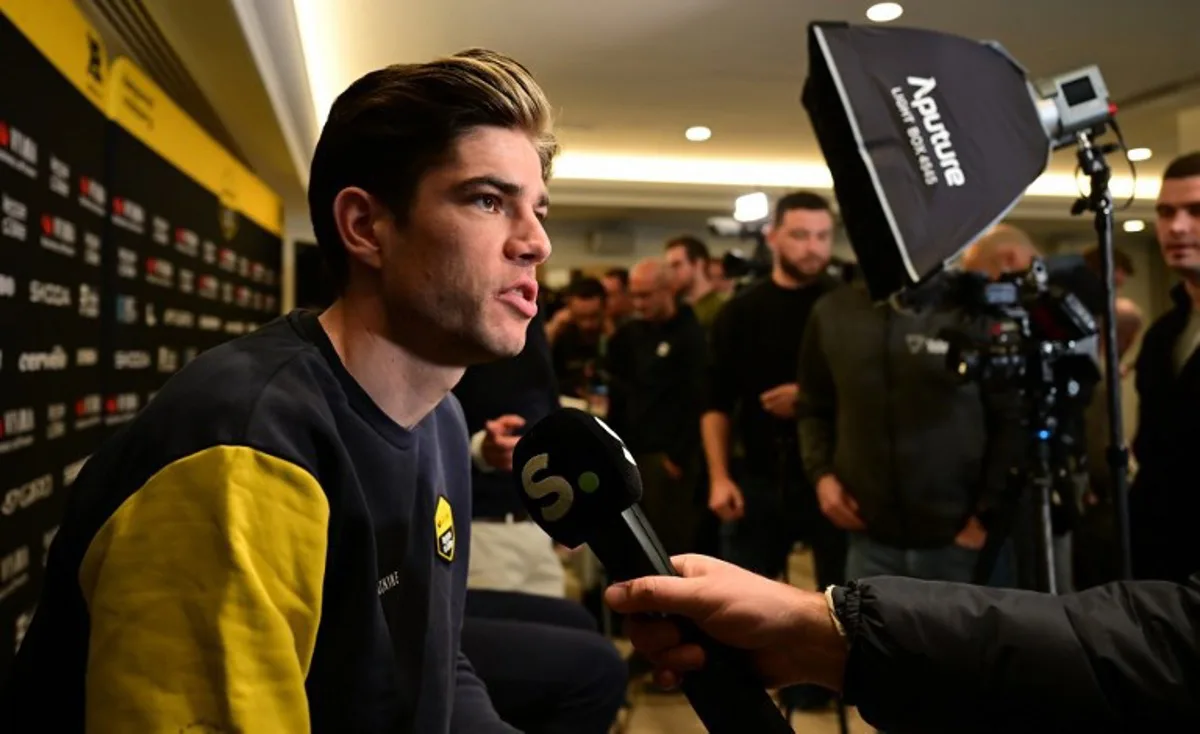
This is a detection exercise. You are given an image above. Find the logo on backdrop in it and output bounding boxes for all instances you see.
[75,394,102,431]
[39,214,77,257]
[179,268,195,294]
[164,308,195,328]
[79,176,106,217]
[118,247,138,279]
[79,284,100,319]
[519,454,602,523]
[46,403,67,441]
[0,120,37,179]
[115,294,138,324]
[905,334,950,356]
[87,33,104,85]
[152,216,170,246]
[104,392,140,426]
[0,546,31,603]
[0,407,37,455]
[83,231,101,266]
[76,347,99,367]
[145,257,174,288]
[175,228,199,258]
[114,350,152,371]
[29,280,71,308]
[2,193,28,242]
[434,495,455,563]
[49,156,70,198]
[158,346,180,373]
[890,76,966,188]
[111,196,146,235]
[18,346,67,373]
[2,474,53,516]
[220,205,239,242]
[199,314,223,332]
[0,273,15,298]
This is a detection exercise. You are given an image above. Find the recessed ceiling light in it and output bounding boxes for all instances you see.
[685,126,712,142]
[1123,219,1146,233]
[734,192,769,222]
[866,3,904,22]
[1126,147,1152,162]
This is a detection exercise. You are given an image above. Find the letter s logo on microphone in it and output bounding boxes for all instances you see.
[519,453,602,523]
[520,453,574,522]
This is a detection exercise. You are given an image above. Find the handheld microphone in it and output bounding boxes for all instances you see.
[512,408,794,734]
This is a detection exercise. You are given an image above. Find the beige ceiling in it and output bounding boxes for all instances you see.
[294,0,1200,175]
[155,0,1200,229]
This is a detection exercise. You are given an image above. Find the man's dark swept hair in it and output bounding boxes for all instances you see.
[1082,245,1133,277]
[568,277,606,302]
[773,191,832,228]
[603,267,629,288]
[308,48,558,294]
[665,235,711,264]
[1163,152,1200,181]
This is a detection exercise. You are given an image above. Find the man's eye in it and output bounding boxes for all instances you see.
[474,194,501,212]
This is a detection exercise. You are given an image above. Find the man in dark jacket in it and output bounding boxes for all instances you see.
[1130,151,1200,584]
[605,554,1200,732]
[798,281,1019,584]
[606,257,708,556]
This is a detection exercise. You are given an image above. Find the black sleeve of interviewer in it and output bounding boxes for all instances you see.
[837,573,1200,732]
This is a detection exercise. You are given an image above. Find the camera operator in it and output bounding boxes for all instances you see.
[605,554,1200,732]
[1130,151,1200,584]
[797,250,1023,592]
[701,191,844,709]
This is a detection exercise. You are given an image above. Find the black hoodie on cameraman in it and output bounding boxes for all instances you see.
[797,282,1023,548]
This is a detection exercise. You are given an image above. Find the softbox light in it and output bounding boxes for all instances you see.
[801,21,1108,301]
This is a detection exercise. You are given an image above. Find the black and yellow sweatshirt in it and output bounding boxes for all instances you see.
[1,310,513,733]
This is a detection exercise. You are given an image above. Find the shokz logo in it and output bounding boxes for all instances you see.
[519,456,602,523]
[49,156,70,198]
[79,175,106,216]
[2,193,28,242]
[0,120,37,179]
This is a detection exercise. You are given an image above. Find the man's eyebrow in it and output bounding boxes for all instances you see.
[458,175,549,208]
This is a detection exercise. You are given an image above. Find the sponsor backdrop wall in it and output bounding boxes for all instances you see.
[0,0,282,681]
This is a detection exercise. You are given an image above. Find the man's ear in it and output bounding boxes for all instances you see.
[332,187,388,274]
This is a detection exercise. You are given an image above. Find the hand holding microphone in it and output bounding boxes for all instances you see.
[512,408,796,734]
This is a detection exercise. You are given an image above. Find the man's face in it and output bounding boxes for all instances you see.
[379,126,550,362]
[768,208,833,282]
[1155,175,1200,278]
[568,295,605,336]
[601,275,631,318]
[664,246,698,294]
[629,270,673,322]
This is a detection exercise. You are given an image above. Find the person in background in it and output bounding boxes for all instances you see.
[601,267,634,332]
[548,277,609,399]
[454,312,627,733]
[708,257,736,298]
[1130,151,1200,584]
[701,191,842,711]
[798,243,1024,608]
[606,257,708,557]
[665,235,728,331]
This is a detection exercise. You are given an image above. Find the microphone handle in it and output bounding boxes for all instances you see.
[590,506,794,734]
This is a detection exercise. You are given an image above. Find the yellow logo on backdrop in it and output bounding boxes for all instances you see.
[435,495,455,563]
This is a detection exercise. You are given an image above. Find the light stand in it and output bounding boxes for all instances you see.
[1071,130,1133,580]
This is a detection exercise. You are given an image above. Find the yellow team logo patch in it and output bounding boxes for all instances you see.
[435,495,455,563]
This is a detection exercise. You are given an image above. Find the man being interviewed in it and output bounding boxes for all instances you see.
[1,49,555,733]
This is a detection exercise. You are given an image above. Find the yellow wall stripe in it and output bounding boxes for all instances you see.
[0,0,108,110]
[106,57,283,237]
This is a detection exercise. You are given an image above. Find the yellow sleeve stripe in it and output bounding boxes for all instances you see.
[78,445,330,733]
